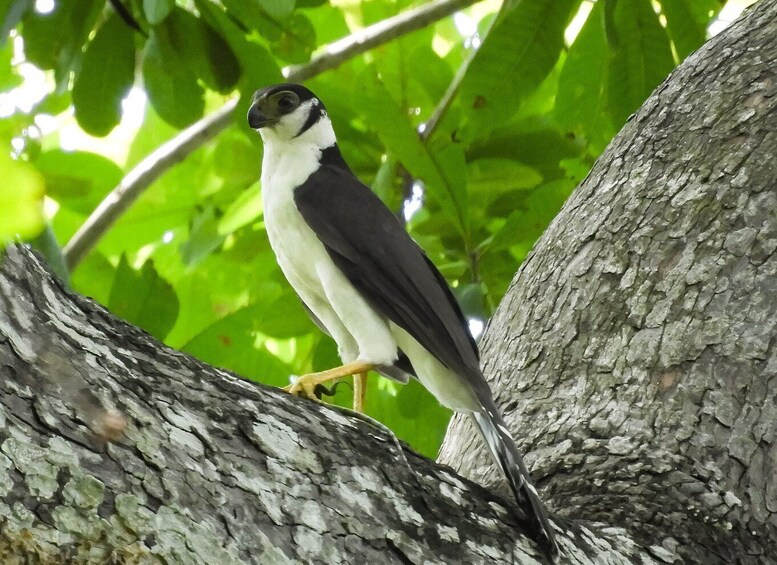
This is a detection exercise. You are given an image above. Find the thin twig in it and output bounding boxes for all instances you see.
[420,11,500,141]
[63,102,236,270]
[63,0,483,270]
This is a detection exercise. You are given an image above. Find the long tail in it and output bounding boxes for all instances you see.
[471,403,559,559]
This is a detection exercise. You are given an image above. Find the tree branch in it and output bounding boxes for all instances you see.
[62,0,483,271]
[287,0,480,82]
[439,0,777,561]
[1,244,651,563]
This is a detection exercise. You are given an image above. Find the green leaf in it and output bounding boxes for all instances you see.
[367,379,452,459]
[143,0,172,25]
[179,206,226,266]
[181,304,294,386]
[661,0,718,59]
[35,150,123,214]
[468,122,585,182]
[306,2,349,45]
[0,158,44,240]
[142,30,205,129]
[1,0,32,41]
[72,13,136,136]
[258,0,295,20]
[162,8,240,93]
[0,39,22,90]
[195,0,282,87]
[467,158,543,195]
[459,0,581,138]
[108,255,180,340]
[70,251,116,306]
[218,181,263,235]
[605,0,675,128]
[270,13,316,64]
[489,179,575,251]
[218,0,314,62]
[21,0,101,84]
[254,293,314,339]
[29,224,69,285]
[219,0,279,38]
[213,131,263,186]
[358,69,469,238]
[555,1,614,147]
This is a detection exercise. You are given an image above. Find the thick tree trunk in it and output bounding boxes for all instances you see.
[1,1,775,564]
[439,1,777,563]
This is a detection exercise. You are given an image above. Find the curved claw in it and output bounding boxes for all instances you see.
[283,378,322,401]
[281,361,375,411]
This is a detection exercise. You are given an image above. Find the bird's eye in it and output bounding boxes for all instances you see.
[278,95,296,112]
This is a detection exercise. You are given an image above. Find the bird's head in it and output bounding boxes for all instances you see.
[248,83,331,145]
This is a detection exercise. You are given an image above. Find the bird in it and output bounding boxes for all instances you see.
[247,83,558,558]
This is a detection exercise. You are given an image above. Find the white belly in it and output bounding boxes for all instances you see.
[261,147,398,367]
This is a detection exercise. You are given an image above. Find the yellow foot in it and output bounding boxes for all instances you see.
[283,361,375,404]
[353,372,368,413]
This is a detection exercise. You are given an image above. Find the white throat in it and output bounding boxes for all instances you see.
[258,99,336,149]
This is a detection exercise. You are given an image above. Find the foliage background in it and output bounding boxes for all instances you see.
[0,0,752,457]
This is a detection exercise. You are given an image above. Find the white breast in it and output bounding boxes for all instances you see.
[259,118,400,368]
[261,141,329,301]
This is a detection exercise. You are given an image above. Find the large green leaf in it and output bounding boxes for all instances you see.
[489,179,575,251]
[0,39,21,90]
[366,378,452,459]
[269,13,316,64]
[605,0,675,128]
[254,293,314,339]
[108,255,180,340]
[1,0,32,41]
[195,0,282,87]
[72,13,136,137]
[182,304,294,386]
[35,150,123,214]
[459,0,581,138]
[0,149,44,241]
[70,251,116,306]
[142,30,205,129]
[218,0,315,63]
[213,130,263,186]
[555,1,614,147]
[162,245,281,348]
[161,8,240,93]
[258,0,295,20]
[466,158,542,195]
[661,0,719,59]
[21,0,101,84]
[218,181,263,235]
[143,0,173,25]
[179,206,226,267]
[358,69,469,238]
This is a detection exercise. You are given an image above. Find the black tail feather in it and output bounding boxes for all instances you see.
[471,407,558,559]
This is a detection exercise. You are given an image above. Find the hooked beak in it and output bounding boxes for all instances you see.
[247,102,272,129]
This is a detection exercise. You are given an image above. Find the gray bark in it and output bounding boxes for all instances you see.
[1,0,775,563]
[439,1,777,563]
[1,246,655,564]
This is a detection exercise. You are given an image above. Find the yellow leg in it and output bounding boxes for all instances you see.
[284,361,375,403]
[353,372,368,413]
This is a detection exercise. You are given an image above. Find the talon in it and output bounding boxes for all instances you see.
[280,361,375,408]
[283,378,321,401]
[313,382,348,399]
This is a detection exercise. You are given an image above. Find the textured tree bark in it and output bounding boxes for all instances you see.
[1,246,658,564]
[439,1,777,563]
[2,2,775,564]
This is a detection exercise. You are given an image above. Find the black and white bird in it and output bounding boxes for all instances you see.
[247,83,558,558]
